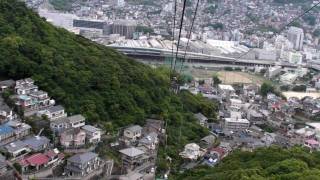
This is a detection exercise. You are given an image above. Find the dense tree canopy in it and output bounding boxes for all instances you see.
[0,0,217,149]
[173,146,320,180]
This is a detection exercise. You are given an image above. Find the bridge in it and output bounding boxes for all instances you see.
[108,45,300,69]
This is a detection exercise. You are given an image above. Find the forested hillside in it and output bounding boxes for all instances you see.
[0,0,217,170]
[174,146,320,180]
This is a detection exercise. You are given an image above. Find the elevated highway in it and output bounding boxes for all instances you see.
[109,46,300,68]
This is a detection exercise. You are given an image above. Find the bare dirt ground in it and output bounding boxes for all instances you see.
[283,91,320,99]
[189,69,265,85]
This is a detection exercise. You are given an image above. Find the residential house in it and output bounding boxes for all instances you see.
[123,125,142,142]
[179,143,205,160]
[7,120,31,140]
[0,124,14,144]
[50,117,69,133]
[60,128,86,148]
[23,136,50,152]
[295,127,316,141]
[29,90,52,109]
[19,149,64,173]
[207,147,227,160]
[0,155,7,174]
[4,140,30,158]
[119,147,146,171]
[243,84,259,98]
[304,139,320,150]
[0,120,31,144]
[15,78,38,95]
[224,118,250,132]
[81,125,101,143]
[0,154,16,180]
[39,105,66,121]
[0,80,15,92]
[144,119,164,135]
[67,114,85,128]
[139,132,158,151]
[14,95,37,111]
[218,84,235,95]
[247,109,265,125]
[194,113,208,127]
[0,97,13,123]
[65,152,102,177]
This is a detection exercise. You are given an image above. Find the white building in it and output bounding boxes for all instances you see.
[179,143,204,160]
[82,125,102,143]
[268,66,282,78]
[230,98,243,109]
[38,10,78,31]
[288,52,303,64]
[280,73,298,84]
[287,27,304,51]
[123,125,142,142]
[224,118,250,132]
[67,115,85,128]
[117,0,125,7]
[218,84,235,95]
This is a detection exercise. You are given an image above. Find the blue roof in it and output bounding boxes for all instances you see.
[0,125,13,135]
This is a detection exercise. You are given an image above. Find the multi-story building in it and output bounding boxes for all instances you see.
[67,115,85,128]
[39,105,66,121]
[15,78,38,95]
[224,118,250,132]
[123,125,142,142]
[287,26,304,51]
[112,20,137,39]
[81,125,101,143]
[60,128,86,148]
[65,152,102,177]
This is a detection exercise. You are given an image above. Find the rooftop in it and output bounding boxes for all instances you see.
[225,118,249,124]
[68,152,98,164]
[0,124,13,135]
[48,105,64,113]
[82,125,101,133]
[119,147,145,157]
[67,114,85,123]
[20,153,49,167]
[5,140,28,153]
[126,125,142,132]
[23,136,50,151]
[218,84,235,91]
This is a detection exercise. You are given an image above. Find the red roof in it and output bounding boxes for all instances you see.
[19,153,49,166]
[209,147,226,158]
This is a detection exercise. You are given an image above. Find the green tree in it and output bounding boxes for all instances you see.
[212,74,222,86]
[260,82,275,96]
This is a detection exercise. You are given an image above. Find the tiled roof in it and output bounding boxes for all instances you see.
[119,147,145,157]
[0,124,13,135]
[20,153,49,166]
[67,152,97,164]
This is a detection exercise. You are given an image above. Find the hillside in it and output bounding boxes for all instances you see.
[0,0,218,172]
[174,146,320,180]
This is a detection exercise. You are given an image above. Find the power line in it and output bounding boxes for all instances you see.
[235,1,320,61]
[173,0,188,72]
[179,0,200,74]
[170,0,177,72]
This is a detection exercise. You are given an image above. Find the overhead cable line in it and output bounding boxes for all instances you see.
[173,0,188,72]
[179,0,200,74]
[170,0,177,72]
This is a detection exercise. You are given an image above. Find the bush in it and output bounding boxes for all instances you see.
[224,67,233,71]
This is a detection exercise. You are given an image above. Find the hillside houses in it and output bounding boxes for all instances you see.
[0,78,108,179]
